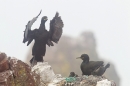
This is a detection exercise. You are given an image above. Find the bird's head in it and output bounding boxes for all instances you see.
[70,72,75,75]
[76,54,89,62]
[41,16,48,23]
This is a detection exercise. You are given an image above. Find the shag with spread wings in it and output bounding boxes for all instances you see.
[23,10,64,65]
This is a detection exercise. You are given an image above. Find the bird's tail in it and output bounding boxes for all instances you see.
[105,63,110,69]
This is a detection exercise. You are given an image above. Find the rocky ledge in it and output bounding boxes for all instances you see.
[0,52,116,86]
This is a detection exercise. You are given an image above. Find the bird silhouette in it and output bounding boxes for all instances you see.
[23,10,64,66]
[76,54,104,75]
[69,72,78,77]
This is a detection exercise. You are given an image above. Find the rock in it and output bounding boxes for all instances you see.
[32,62,116,86]
[32,62,55,83]
[0,52,116,86]
[32,62,65,86]
[0,52,40,86]
[9,58,40,86]
[96,79,111,86]
[0,70,14,85]
[0,53,9,72]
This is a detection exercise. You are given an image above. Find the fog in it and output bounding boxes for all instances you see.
[0,0,130,86]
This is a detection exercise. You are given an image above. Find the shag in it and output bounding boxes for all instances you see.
[76,54,104,75]
[23,10,64,65]
[69,72,78,77]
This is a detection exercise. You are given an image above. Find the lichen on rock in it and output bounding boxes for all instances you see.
[0,52,116,86]
[0,52,40,86]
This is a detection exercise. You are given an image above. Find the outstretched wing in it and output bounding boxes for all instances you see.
[23,10,42,45]
[49,12,64,44]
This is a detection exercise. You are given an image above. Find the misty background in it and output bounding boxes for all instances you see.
[25,31,120,86]
[0,0,130,86]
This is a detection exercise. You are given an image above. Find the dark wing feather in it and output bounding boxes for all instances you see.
[23,10,42,45]
[27,38,33,46]
[88,61,104,70]
[49,12,64,43]
[23,22,30,43]
[47,39,54,47]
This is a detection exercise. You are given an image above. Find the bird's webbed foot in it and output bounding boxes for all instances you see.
[30,57,37,67]
[31,60,37,67]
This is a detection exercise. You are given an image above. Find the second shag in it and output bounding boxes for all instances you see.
[76,54,109,76]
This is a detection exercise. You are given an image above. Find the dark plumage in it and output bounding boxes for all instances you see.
[69,72,78,77]
[23,10,64,65]
[91,63,110,76]
[76,54,104,75]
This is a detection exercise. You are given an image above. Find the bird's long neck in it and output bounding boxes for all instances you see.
[39,21,46,30]
[83,60,89,64]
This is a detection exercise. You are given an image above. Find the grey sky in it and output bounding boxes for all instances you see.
[0,0,129,85]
